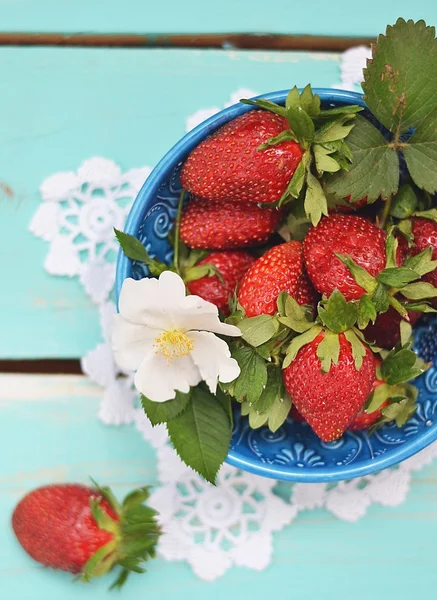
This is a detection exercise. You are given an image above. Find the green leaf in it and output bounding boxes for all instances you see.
[313,144,341,175]
[141,391,191,426]
[304,170,329,226]
[232,346,268,404]
[239,315,279,347]
[286,106,315,146]
[381,348,426,385]
[299,84,321,117]
[240,98,287,118]
[318,289,358,333]
[401,282,437,299]
[316,330,340,372]
[376,267,420,287]
[390,185,418,219]
[365,383,393,413]
[314,116,355,144]
[259,130,297,150]
[344,329,367,370]
[167,386,232,484]
[114,228,168,277]
[324,115,399,203]
[404,247,437,276]
[283,325,322,368]
[256,367,283,413]
[404,110,437,194]
[335,253,377,293]
[413,208,437,222]
[364,18,437,133]
[318,105,363,118]
[372,282,390,313]
[280,151,311,203]
[381,397,417,427]
[268,393,292,432]
[357,294,378,329]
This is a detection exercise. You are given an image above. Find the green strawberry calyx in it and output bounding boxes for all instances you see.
[80,481,160,589]
[241,85,363,226]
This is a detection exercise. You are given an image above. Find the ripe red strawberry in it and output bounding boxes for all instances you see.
[283,332,376,441]
[363,306,421,349]
[349,358,387,430]
[180,198,283,249]
[181,110,303,204]
[12,483,160,587]
[238,241,318,317]
[411,217,437,290]
[303,214,386,300]
[187,251,255,315]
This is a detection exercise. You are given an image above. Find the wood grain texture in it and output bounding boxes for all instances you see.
[0,0,436,37]
[0,47,340,359]
[1,375,437,599]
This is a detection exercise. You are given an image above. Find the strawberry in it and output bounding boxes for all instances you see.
[238,241,317,317]
[180,110,303,204]
[363,306,421,349]
[411,217,437,290]
[187,250,255,315]
[12,483,160,587]
[349,359,387,430]
[180,198,282,249]
[303,214,386,300]
[283,332,376,441]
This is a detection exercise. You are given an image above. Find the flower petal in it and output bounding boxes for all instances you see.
[112,314,157,370]
[171,294,241,337]
[134,351,201,402]
[189,331,240,394]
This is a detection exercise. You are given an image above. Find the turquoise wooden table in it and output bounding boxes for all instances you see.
[1,7,437,599]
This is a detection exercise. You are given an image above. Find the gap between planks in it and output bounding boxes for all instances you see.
[0,32,373,51]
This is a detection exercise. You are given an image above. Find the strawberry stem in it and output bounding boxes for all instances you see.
[173,190,185,274]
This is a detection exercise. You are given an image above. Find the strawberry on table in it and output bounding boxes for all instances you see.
[181,110,303,204]
[187,250,255,315]
[238,241,317,317]
[303,214,386,300]
[12,482,160,588]
[283,331,376,441]
[180,198,282,249]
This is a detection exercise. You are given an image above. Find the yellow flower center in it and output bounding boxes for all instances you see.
[154,330,194,363]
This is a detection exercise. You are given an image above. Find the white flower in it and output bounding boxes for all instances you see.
[112,271,241,402]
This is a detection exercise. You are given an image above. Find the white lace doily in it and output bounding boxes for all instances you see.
[29,48,437,582]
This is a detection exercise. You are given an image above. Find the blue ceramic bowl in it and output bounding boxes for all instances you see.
[116,89,437,482]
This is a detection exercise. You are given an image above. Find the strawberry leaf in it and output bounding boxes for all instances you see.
[403,110,437,194]
[404,247,437,276]
[167,386,232,484]
[141,391,191,426]
[324,115,399,203]
[363,19,437,134]
[283,325,322,368]
[376,267,420,287]
[344,329,367,370]
[390,185,418,219]
[239,315,280,347]
[231,346,268,404]
[304,170,329,226]
[318,289,358,333]
[401,282,437,299]
[316,330,340,372]
[357,294,377,329]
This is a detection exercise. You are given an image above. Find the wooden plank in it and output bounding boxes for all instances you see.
[1,374,437,599]
[0,0,436,38]
[0,47,341,359]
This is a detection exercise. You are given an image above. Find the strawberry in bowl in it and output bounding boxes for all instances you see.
[115,19,437,483]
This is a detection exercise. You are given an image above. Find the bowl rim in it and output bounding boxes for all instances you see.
[116,88,437,482]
